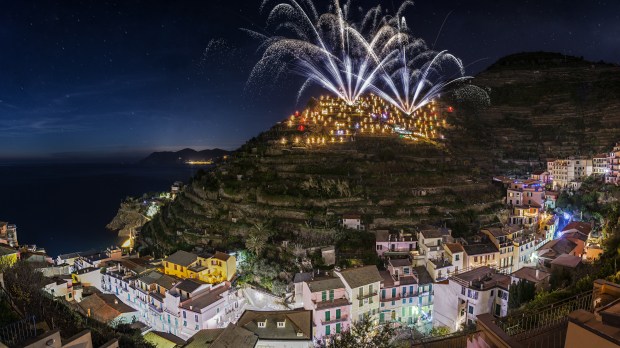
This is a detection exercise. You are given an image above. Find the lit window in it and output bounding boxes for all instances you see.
[277,321,286,328]
[258,321,266,328]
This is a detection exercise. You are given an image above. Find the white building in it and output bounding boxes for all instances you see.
[547,158,593,189]
[606,142,620,184]
[335,266,382,323]
[433,266,510,332]
[593,154,608,175]
[342,214,364,230]
[236,309,313,348]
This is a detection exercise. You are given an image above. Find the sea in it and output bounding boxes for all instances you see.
[0,163,201,257]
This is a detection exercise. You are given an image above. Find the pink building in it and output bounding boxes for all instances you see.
[375,230,417,257]
[302,276,351,342]
[506,180,545,207]
[379,270,420,325]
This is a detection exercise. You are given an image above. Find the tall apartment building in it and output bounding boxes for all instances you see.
[335,266,382,323]
[547,158,593,189]
[592,154,608,175]
[433,266,510,332]
[606,142,620,184]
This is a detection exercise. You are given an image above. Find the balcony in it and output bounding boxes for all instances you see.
[149,303,163,313]
[313,298,351,310]
[356,291,378,300]
[321,315,349,325]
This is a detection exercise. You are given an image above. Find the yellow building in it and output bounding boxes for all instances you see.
[163,250,236,284]
[0,244,18,268]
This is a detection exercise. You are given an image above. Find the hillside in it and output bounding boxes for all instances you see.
[134,52,620,258]
[139,148,231,166]
[470,51,620,163]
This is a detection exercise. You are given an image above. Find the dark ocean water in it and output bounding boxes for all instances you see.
[0,163,200,257]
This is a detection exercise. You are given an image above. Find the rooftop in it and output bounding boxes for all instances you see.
[175,278,206,294]
[306,277,345,293]
[389,258,412,268]
[164,250,198,267]
[419,227,451,239]
[179,283,229,312]
[213,251,231,261]
[463,243,499,256]
[337,265,382,289]
[452,266,511,291]
[185,324,258,348]
[78,293,136,323]
[413,266,433,285]
[551,254,583,268]
[445,243,465,253]
[237,309,312,341]
[511,267,550,283]
[562,221,592,235]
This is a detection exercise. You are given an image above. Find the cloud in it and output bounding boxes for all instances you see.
[0,117,91,136]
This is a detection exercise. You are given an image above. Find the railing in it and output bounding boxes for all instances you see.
[356,291,378,300]
[497,290,593,340]
[321,315,349,325]
[0,316,38,346]
[149,303,163,313]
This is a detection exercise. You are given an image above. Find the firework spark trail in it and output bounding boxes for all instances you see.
[248,0,478,115]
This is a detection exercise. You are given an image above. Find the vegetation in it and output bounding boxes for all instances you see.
[317,315,396,348]
[508,280,536,309]
[1,261,154,347]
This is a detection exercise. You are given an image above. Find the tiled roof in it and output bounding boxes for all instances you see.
[237,309,312,340]
[78,293,136,323]
[213,251,231,261]
[180,283,229,311]
[511,267,550,283]
[175,279,205,293]
[337,265,382,289]
[551,254,582,268]
[445,243,465,253]
[389,258,412,267]
[164,250,198,267]
[463,243,499,256]
[562,221,592,235]
[186,324,258,348]
[306,277,345,293]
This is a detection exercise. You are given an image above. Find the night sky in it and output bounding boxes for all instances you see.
[1,0,618,160]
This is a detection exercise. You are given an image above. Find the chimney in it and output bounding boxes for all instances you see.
[114,299,118,305]
[190,305,193,310]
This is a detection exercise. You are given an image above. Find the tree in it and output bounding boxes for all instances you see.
[429,326,451,337]
[245,223,270,256]
[508,279,536,309]
[318,315,395,348]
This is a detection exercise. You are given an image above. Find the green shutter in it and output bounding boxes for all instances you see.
[322,291,327,301]
[325,325,330,336]
[325,310,330,322]
[336,309,341,319]
[336,323,341,333]
[329,289,334,300]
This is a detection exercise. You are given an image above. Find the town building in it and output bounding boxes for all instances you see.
[433,266,510,332]
[301,276,351,342]
[0,244,18,267]
[235,309,313,348]
[184,323,259,348]
[510,267,550,291]
[506,179,545,207]
[374,230,417,258]
[593,153,608,175]
[536,238,579,268]
[342,213,364,230]
[0,222,18,247]
[335,266,382,323]
[163,250,236,284]
[605,142,620,184]
[462,244,499,269]
[547,158,593,189]
[78,293,139,326]
[417,227,451,261]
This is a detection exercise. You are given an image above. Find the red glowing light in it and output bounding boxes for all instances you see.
[447,106,454,113]
[297,125,305,131]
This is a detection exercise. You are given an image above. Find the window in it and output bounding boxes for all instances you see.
[336,323,341,333]
[490,290,494,297]
[468,305,474,314]
[392,288,396,298]
[195,324,199,330]
[325,311,330,322]
[369,284,374,294]
[330,289,334,301]
[195,314,198,321]
[382,289,386,299]
[183,321,187,327]
[358,287,363,298]
[474,256,478,262]
[455,254,460,261]
[325,325,331,336]
[322,291,327,301]
[461,287,466,295]
[336,309,341,319]
[277,321,285,328]
[183,311,186,319]
[258,321,266,328]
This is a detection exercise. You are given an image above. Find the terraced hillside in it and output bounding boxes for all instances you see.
[136,52,620,255]
[471,52,620,162]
